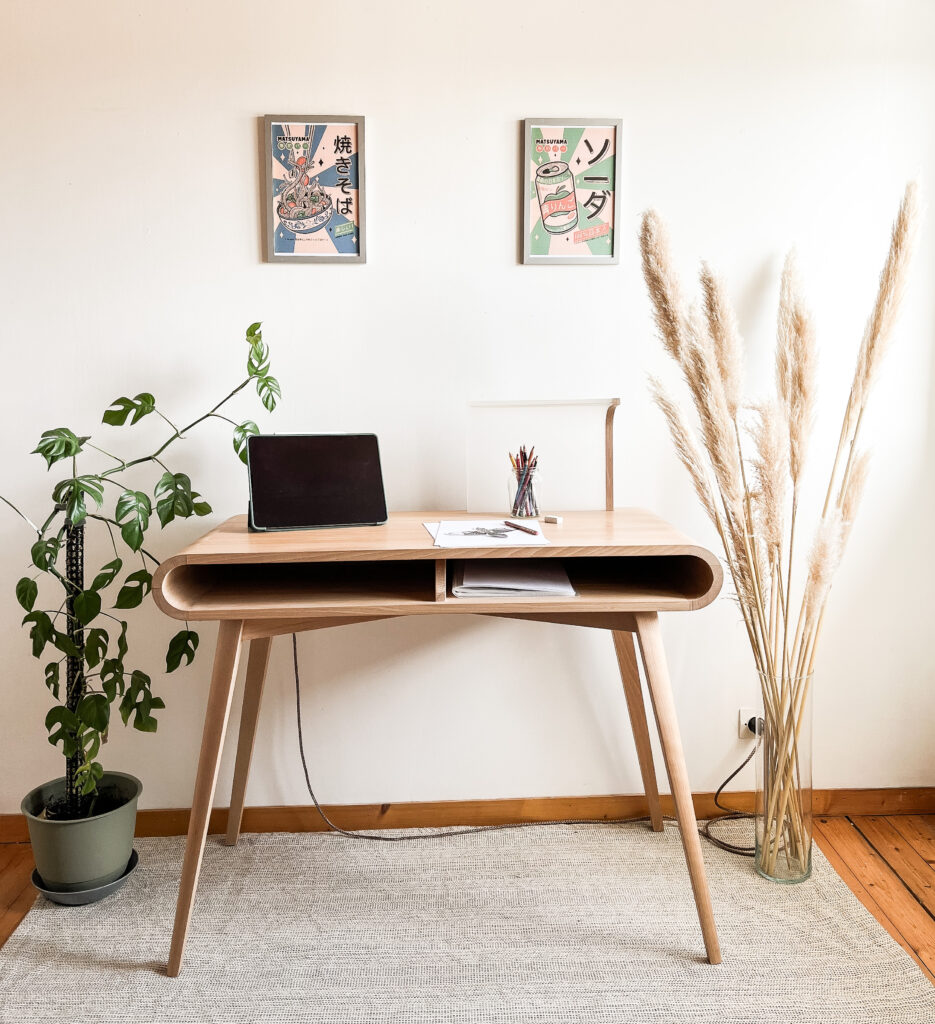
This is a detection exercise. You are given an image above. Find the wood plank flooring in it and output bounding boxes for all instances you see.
[0,844,35,949]
[814,815,935,983]
[1,815,934,985]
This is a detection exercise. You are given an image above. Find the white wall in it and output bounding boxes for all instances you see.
[2,0,933,813]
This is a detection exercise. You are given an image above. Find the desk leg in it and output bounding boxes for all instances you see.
[612,631,664,832]
[167,619,245,977]
[634,612,722,965]
[225,636,273,847]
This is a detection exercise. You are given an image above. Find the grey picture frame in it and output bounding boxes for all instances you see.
[263,114,367,264]
[522,117,621,266]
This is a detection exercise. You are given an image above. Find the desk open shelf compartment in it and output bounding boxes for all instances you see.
[158,559,440,618]
[443,554,716,609]
[158,550,718,619]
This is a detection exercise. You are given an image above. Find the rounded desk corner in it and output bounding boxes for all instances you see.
[152,555,191,620]
[685,545,723,610]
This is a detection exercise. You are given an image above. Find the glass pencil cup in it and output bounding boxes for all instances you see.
[508,464,541,518]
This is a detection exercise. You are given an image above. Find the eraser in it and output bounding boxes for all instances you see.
[544,515,563,525]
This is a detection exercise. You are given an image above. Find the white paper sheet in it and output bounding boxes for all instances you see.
[429,520,549,548]
[452,559,575,598]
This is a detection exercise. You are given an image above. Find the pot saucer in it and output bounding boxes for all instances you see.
[31,848,139,906]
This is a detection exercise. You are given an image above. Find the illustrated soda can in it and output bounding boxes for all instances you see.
[535,161,578,235]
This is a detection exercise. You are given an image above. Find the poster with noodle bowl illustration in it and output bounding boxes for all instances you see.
[263,115,366,263]
[522,118,621,266]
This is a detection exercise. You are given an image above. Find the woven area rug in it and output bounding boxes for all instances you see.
[1,822,933,1023]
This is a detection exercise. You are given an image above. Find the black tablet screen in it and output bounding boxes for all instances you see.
[247,434,387,530]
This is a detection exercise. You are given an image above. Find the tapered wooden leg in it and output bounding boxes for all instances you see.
[224,636,273,847]
[167,620,245,978]
[612,630,664,832]
[635,612,722,965]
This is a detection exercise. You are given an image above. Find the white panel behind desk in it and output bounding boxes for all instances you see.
[466,399,618,514]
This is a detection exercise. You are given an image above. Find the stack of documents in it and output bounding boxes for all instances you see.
[451,559,576,599]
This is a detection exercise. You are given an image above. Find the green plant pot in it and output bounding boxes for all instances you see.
[20,771,141,894]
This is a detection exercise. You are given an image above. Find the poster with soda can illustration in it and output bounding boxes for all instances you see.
[263,115,366,263]
[522,119,621,265]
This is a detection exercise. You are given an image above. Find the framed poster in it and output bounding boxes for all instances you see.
[263,115,366,263]
[522,118,621,265]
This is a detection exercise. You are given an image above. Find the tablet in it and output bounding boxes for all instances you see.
[246,433,388,531]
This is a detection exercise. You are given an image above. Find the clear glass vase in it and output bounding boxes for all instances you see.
[755,671,813,883]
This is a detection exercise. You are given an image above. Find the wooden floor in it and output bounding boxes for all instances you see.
[1,816,934,983]
[0,843,37,949]
[814,815,935,983]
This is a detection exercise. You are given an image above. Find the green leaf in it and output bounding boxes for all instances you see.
[15,577,38,612]
[245,322,266,379]
[255,375,281,413]
[192,493,211,516]
[233,420,259,465]
[74,589,101,626]
[76,760,103,795]
[166,629,199,672]
[113,569,152,609]
[90,557,123,592]
[45,705,79,751]
[133,693,165,733]
[31,536,61,572]
[51,630,81,658]
[77,692,110,731]
[43,661,60,699]
[22,611,53,658]
[100,658,125,701]
[32,428,90,469]
[81,731,101,764]
[102,393,156,426]
[52,475,105,525]
[120,668,156,727]
[154,471,194,527]
[85,627,108,668]
[116,620,128,660]
[130,667,150,692]
[115,490,152,551]
[247,339,270,378]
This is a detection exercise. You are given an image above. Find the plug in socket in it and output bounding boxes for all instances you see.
[738,706,758,739]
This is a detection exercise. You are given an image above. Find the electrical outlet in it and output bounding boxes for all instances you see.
[738,707,758,739]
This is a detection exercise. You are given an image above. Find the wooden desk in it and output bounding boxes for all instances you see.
[153,509,724,976]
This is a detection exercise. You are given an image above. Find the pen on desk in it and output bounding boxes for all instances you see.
[503,519,538,536]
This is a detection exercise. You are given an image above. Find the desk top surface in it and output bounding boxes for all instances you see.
[153,510,724,619]
[166,509,715,564]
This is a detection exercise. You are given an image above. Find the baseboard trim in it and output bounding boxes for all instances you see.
[2,788,933,844]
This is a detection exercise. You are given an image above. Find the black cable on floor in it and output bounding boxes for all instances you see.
[700,724,762,856]
[293,632,758,854]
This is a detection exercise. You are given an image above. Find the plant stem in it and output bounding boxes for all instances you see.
[85,443,126,466]
[86,514,160,566]
[154,409,181,433]
[99,378,251,480]
[0,494,40,534]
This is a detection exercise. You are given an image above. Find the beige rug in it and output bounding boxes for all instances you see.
[1,822,932,1023]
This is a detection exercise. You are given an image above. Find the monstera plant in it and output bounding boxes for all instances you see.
[5,323,279,901]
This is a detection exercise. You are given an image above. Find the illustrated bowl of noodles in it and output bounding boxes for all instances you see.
[277,171,334,234]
